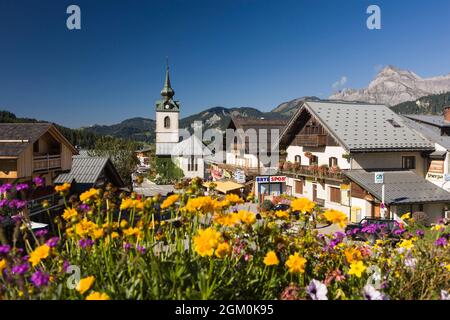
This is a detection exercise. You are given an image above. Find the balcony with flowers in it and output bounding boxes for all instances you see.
[278,160,344,182]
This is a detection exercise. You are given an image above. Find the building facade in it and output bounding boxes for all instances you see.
[0,123,77,186]
[278,101,450,224]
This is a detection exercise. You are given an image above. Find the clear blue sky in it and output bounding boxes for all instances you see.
[1,0,450,128]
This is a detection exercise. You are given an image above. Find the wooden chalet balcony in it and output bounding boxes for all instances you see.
[281,165,343,181]
[33,154,61,172]
[292,134,327,147]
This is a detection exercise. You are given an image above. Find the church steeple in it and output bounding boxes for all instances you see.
[155,59,180,113]
[161,60,174,100]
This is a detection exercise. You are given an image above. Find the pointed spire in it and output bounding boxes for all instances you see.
[161,58,174,99]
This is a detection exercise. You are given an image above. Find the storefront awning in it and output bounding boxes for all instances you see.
[203,181,244,194]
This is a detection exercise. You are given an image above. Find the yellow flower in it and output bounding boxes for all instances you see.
[400,212,411,220]
[290,198,315,214]
[214,213,240,227]
[77,276,95,294]
[120,219,128,229]
[160,194,180,209]
[86,291,110,300]
[74,218,98,238]
[55,182,71,193]
[120,198,137,211]
[193,227,221,257]
[348,261,367,278]
[185,196,216,214]
[215,242,231,258]
[237,210,256,225]
[110,232,119,239]
[92,228,104,240]
[398,239,414,250]
[123,227,141,238]
[431,224,445,232]
[323,209,348,228]
[263,251,279,266]
[79,188,98,203]
[275,210,289,219]
[0,259,6,272]
[62,208,78,221]
[224,194,244,205]
[285,252,306,273]
[344,247,362,264]
[28,244,50,267]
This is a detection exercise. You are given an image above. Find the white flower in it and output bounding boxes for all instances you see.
[363,284,383,300]
[441,290,450,300]
[306,279,328,300]
[404,257,417,269]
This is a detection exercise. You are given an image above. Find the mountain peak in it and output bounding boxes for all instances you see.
[330,66,449,106]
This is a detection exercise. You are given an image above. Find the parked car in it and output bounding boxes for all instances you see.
[273,203,290,212]
[345,218,403,244]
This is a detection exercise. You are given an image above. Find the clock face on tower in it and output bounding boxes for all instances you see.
[165,104,170,110]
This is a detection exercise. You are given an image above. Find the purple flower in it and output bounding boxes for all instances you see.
[362,224,378,234]
[11,214,22,222]
[79,204,91,212]
[0,183,13,193]
[0,244,11,255]
[306,279,328,300]
[11,263,29,275]
[30,270,50,287]
[46,237,59,248]
[416,229,425,237]
[393,229,406,236]
[35,229,48,237]
[8,200,27,210]
[123,243,132,251]
[435,237,447,247]
[0,199,8,208]
[136,245,146,254]
[33,176,45,187]
[62,260,70,273]
[78,238,94,248]
[15,183,29,192]
[326,231,346,251]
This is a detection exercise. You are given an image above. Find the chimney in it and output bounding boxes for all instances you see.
[444,106,450,122]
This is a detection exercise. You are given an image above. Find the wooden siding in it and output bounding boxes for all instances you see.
[61,144,73,170]
[17,144,33,178]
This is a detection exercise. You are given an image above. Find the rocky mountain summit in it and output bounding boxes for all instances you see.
[330,66,450,106]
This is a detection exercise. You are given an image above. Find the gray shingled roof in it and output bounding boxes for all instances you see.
[301,101,434,152]
[0,123,52,156]
[404,114,450,128]
[344,170,450,204]
[54,156,109,184]
[402,115,450,151]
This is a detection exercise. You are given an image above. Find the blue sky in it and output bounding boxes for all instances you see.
[1,0,450,128]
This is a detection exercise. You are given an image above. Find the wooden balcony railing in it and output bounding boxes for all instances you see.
[33,154,61,172]
[281,165,343,181]
[292,134,327,147]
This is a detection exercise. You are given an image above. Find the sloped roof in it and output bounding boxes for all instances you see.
[172,135,211,156]
[54,155,124,186]
[345,170,450,205]
[0,123,51,156]
[402,115,450,151]
[404,114,450,128]
[280,101,434,152]
[230,117,288,131]
[0,123,78,156]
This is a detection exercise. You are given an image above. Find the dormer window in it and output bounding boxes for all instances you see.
[387,119,402,128]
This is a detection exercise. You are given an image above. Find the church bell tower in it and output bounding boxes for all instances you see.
[155,62,180,157]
